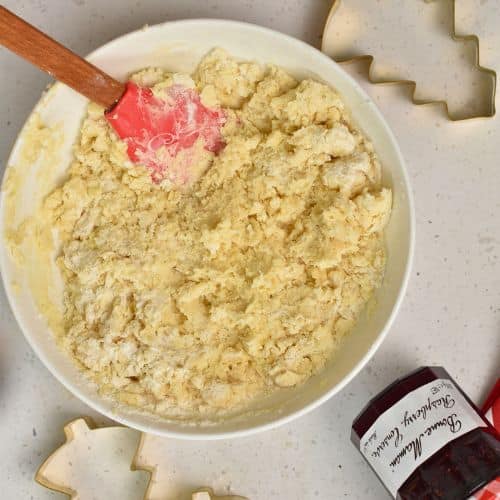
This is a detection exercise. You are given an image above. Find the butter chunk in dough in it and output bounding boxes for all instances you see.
[46,49,392,419]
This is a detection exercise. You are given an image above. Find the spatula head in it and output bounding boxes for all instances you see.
[105,82,226,184]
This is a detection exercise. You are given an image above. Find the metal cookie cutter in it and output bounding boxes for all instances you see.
[35,418,247,500]
[35,417,148,499]
[131,433,248,500]
[321,0,497,121]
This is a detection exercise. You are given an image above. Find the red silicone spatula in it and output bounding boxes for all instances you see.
[0,6,226,184]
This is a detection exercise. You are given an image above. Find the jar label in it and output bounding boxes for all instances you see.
[359,378,487,497]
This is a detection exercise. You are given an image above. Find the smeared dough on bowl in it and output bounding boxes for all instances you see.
[10,49,392,419]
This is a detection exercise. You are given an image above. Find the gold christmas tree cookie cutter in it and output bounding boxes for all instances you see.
[35,417,149,500]
[321,0,497,121]
[35,417,95,498]
[131,432,248,500]
[35,418,247,500]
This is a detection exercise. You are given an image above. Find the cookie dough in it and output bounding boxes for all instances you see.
[45,49,391,418]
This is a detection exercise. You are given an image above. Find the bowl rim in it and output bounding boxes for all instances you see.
[0,18,415,440]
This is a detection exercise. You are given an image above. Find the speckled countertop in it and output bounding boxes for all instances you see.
[0,1,499,499]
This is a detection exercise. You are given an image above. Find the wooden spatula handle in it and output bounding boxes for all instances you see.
[0,6,125,109]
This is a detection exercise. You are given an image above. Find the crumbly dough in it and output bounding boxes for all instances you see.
[45,49,391,418]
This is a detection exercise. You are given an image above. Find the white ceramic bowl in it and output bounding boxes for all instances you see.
[0,19,414,439]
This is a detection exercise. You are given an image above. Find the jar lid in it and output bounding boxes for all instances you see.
[351,366,449,446]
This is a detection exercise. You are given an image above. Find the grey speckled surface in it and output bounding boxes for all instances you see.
[0,1,499,499]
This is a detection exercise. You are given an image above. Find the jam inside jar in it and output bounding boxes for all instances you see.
[352,367,500,500]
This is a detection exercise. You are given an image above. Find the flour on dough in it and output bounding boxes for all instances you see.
[42,49,392,419]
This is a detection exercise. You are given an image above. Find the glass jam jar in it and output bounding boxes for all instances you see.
[351,367,500,499]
